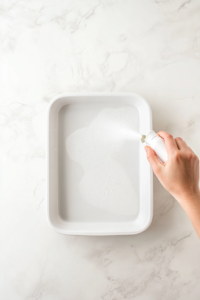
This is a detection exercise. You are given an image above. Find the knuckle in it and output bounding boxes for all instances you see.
[173,151,181,160]
[157,131,168,137]
[187,152,195,160]
[165,133,173,139]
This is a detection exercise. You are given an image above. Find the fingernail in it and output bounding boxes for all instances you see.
[145,146,148,152]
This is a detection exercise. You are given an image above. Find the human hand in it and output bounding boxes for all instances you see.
[145,131,200,238]
[145,131,200,203]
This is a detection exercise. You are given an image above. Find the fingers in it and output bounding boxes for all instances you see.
[175,137,194,153]
[157,131,178,156]
[145,146,163,174]
[174,138,180,150]
[175,137,187,150]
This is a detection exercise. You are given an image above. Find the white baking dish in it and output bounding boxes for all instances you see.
[47,93,153,235]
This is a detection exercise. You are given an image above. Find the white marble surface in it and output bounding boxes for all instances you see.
[1,0,200,299]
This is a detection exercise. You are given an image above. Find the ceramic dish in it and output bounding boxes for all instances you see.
[47,93,153,235]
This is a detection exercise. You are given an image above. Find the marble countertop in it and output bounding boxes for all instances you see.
[1,0,200,299]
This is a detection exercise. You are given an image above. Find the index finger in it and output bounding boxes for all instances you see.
[157,131,178,156]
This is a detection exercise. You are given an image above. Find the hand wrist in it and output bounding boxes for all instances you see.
[174,191,200,238]
[175,191,200,211]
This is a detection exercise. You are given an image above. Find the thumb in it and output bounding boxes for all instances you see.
[145,146,162,174]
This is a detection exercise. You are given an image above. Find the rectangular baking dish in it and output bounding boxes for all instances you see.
[47,93,153,235]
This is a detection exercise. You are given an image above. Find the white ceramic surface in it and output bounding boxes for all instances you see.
[1,0,200,299]
[47,93,153,235]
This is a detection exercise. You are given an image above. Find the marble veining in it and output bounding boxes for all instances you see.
[0,0,200,299]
